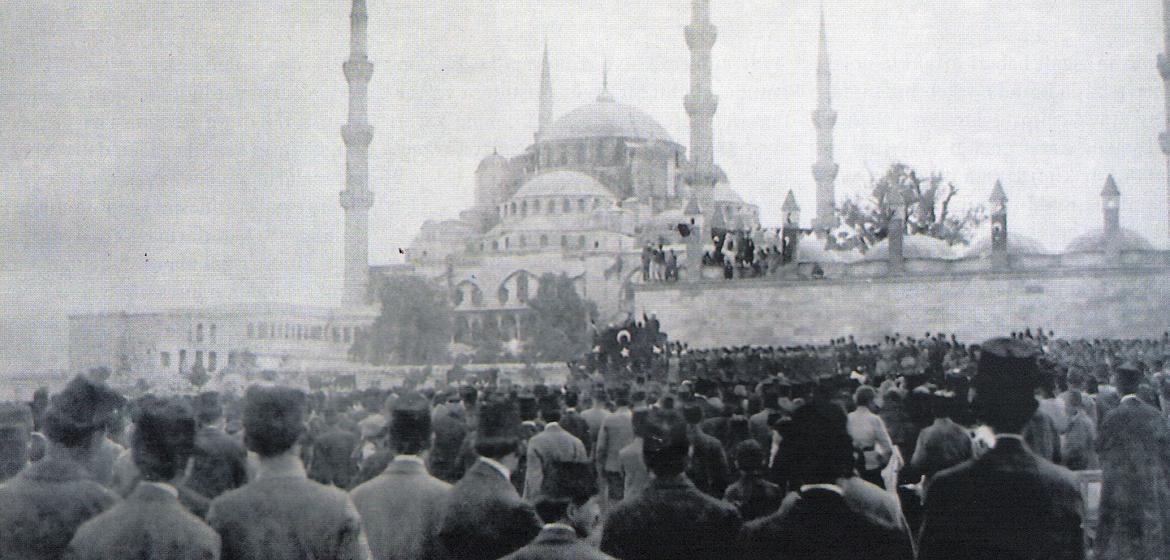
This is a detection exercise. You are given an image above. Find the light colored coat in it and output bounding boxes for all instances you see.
[595,408,633,473]
[0,455,120,560]
[350,456,451,560]
[523,423,587,500]
[619,438,650,501]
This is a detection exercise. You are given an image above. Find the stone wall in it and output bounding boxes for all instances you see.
[634,266,1170,348]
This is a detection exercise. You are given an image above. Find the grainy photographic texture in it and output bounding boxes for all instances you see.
[3,1,1170,559]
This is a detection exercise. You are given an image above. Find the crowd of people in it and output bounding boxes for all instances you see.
[701,227,798,280]
[2,330,1170,559]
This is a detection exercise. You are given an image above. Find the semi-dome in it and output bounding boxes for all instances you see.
[963,230,1049,258]
[542,99,674,144]
[476,150,508,173]
[862,235,959,261]
[512,170,615,200]
[1064,228,1155,254]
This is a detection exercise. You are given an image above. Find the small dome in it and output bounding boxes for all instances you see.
[862,235,959,261]
[542,100,674,144]
[795,234,862,263]
[963,230,1049,258]
[512,170,615,200]
[476,150,508,173]
[1064,228,1154,254]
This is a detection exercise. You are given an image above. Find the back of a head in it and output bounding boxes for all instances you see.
[194,391,223,426]
[641,409,690,478]
[974,338,1041,434]
[132,397,197,482]
[682,402,704,425]
[854,385,876,409]
[733,439,767,475]
[1115,363,1144,396]
[43,376,125,448]
[782,401,855,485]
[0,402,34,481]
[243,385,307,458]
[535,460,598,523]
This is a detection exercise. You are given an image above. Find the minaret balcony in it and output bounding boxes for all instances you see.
[342,124,373,146]
[340,189,374,209]
[685,25,718,50]
[812,161,839,183]
[344,60,374,82]
[684,93,718,116]
[812,108,837,128]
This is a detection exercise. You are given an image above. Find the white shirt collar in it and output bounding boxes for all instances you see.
[994,433,1026,443]
[1121,394,1142,404]
[799,483,845,496]
[544,422,561,431]
[138,481,179,499]
[542,522,577,533]
[393,454,425,466]
[478,456,512,481]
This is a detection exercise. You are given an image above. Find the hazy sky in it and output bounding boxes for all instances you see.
[1,1,1167,371]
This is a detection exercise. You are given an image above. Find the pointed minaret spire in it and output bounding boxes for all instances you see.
[685,0,719,185]
[340,0,375,307]
[536,39,553,142]
[990,180,1009,270]
[1102,174,1121,235]
[1159,0,1170,239]
[597,59,614,102]
[812,5,840,235]
[782,190,801,226]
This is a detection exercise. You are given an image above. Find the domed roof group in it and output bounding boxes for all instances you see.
[512,170,615,200]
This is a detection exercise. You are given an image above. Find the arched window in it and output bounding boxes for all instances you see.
[563,198,572,213]
[471,286,484,306]
[548,199,556,214]
[209,324,216,343]
[504,237,510,249]
[594,240,600,249]
[452,288,464,306]
[578,235,586,248]
[510,202,517,215]
[540,234,548,247]
[492,240,500,251]
[517,274,529,302]
[521,201,528,217]
[196,323,204,343]
[532,199,540,212]
[593,198,601,210]
[578,198,586,213]
[498,286,510,304]
[519,235,527,248]
[561,235,568,247]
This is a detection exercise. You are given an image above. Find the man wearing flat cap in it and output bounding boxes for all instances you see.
[207,385,370,560]
[438,397,541,560]
[65,397,220,560]
[0,376,124,560]
[918,338,1084,560]
[351,391,452,560]
[502,460,613,560]
[600,408,741,560]
[1095,362,1170,560]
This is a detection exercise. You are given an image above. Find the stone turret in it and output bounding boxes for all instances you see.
[685,0,719,185]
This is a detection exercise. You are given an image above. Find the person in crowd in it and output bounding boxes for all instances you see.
[594,388,634,504]
[1059,371,1098,426]
[918,337,1084,560]
[1060,390,1099,471]
[847,385,895,489]
[601,408,742,560]
[559,391,593,455]
[618,407,652,501]
[1095,363,1170,560]
[742,400,914,560]
[722,440,783,522]
[0,376,124,560]
[0,401,34,483]
[501,460,612,560]
[351,391,451,560]
[1023,403,1062,464]
[907,390,973,487]
[523,400,588,501]
[428,390,470,483]
[207,386,370,560]
[87,406,128,488]
[64,397,220,560]
[309,405,360,488]
[580,393,610,457]
[683,401,731,499]
[187,391,249,500]
[438,397,541,560]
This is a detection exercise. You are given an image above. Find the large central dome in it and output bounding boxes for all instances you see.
[542,97,674,144]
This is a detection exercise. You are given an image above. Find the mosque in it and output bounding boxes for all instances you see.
[68,0,1170,383]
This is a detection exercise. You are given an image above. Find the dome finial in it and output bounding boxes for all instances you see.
[597,59,615,102]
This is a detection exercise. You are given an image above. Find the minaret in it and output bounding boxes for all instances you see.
[989,180,1008,270]
[1102,174,1121,236]
[685,0,719,185]
[812,7,839,235]
[340,0,375,307]
[1159,0,1170,239]
[885,186,905,273]
[536,40,553,142]
[782,190,801,227]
